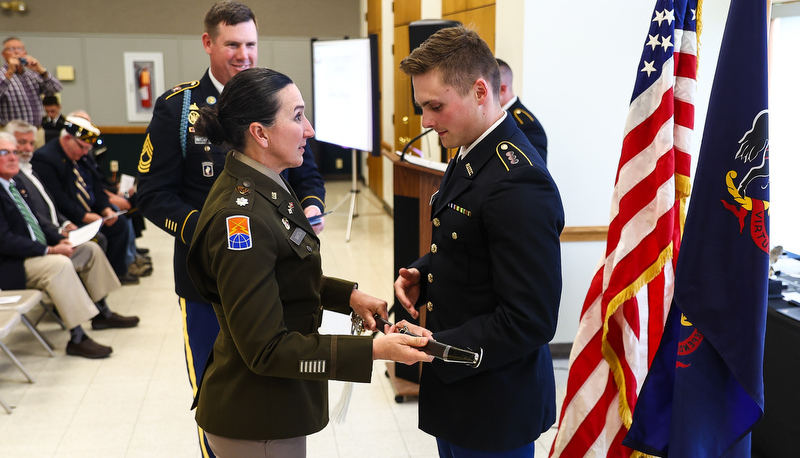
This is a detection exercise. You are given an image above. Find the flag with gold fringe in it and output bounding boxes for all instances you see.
[550,0,698,456]
[623,0,769,455]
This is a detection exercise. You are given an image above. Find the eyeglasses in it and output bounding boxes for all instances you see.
[69,135,93,151]
[0,149,21,156]
[2,47,25,53]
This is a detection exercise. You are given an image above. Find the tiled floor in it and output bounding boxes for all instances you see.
[0,180,567,457]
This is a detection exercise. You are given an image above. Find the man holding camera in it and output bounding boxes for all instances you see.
[1,37,62,127]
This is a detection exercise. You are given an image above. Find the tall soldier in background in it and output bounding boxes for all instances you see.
[136,3,325,456]
[496,58,548,163]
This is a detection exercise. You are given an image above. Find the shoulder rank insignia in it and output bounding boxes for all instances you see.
[138,133,153,173]
[512,108,535,125]
[495,141,533,171]
[231,179,254,210]
[165,80,200,100]
[226,215,252,250]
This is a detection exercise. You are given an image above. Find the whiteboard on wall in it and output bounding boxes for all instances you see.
[311,37,377,153]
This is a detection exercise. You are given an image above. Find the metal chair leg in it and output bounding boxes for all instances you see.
[33,301,66,330]
[0,341,35,383]
[19,315,55,357]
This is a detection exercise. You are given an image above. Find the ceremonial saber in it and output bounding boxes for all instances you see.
[373,315,483,368]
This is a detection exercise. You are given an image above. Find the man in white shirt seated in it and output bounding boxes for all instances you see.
[0,131,139,359]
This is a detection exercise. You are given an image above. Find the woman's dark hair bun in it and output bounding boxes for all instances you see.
[195,106,228,146]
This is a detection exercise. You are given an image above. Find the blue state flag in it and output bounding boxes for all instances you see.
[623,0,770,456]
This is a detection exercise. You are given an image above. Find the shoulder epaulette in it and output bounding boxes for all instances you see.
[495,141,533,171]
[228,177,255,211]
[165,80,200,100]
[512,107,536,125]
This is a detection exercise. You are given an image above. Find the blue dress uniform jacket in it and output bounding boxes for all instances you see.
[186,151,372,440]
[137,72,226,303]
[137,70,325,303]
[30,140,112,225]
[411,114,564,452]
[508,98,548,163]
[0,184,63,290]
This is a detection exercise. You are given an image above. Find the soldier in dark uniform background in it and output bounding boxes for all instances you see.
[135,3,325,457]
[496,58,549,163]
[186,67,432,458]
[395,28,564,457]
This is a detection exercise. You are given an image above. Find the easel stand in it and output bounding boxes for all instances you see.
[328,149,361,242]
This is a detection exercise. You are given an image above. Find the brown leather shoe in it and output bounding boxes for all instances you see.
[66,336,112,359]
[91,312,140,330]
[118,272,140,285]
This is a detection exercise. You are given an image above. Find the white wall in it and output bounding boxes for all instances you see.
[524,0,732,343]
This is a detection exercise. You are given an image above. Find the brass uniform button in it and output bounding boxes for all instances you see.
[431,243,438,254]
[426,301,433,312]
[433,218,441,227]
[451,232,458,240]
[204,146,211,152]
[427,273,433,283]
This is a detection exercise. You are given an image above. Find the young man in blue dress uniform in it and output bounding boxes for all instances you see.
[395,27,564,457]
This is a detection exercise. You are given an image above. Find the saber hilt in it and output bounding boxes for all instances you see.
[374,314,483,368]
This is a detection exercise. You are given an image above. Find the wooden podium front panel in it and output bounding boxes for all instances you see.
[388,153,445,388]
[392,157,445,257]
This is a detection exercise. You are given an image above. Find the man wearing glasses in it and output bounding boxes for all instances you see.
[0,132,136,358]
[31,116,137,290]
[1,37,62,127]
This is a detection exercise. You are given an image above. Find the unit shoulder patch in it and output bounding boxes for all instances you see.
[495,141,533,171]
[226,215,253,250]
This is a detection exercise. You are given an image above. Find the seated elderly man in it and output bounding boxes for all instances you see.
[4,120,76,234]
[0,131,139,359]
[30,116,133,284]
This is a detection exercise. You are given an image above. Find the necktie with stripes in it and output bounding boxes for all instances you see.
[72,161,92,212]
[9,181,46,244]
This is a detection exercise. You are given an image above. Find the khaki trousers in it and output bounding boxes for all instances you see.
[24,241,121,329]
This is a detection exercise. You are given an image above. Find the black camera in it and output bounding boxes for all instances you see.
[18,57,27,66]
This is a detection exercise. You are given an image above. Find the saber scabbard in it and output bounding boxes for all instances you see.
[374,314,483,368]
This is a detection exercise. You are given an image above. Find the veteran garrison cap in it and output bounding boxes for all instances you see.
[63,116,101,144]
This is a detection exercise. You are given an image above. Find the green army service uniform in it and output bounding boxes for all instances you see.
[187,150,373,440]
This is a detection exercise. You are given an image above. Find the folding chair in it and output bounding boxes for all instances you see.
[0,310,36,413]
[0,290,56,356]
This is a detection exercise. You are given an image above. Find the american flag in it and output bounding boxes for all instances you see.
[549,0,698,456]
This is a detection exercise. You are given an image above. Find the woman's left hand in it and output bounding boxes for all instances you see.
[350,288,387,331]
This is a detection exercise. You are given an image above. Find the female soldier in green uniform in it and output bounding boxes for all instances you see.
[186,67,432,458]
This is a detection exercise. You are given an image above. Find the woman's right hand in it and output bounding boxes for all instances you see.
[372,333,434,365]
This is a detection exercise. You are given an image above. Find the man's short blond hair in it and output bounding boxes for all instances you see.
[400,26,500,99]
